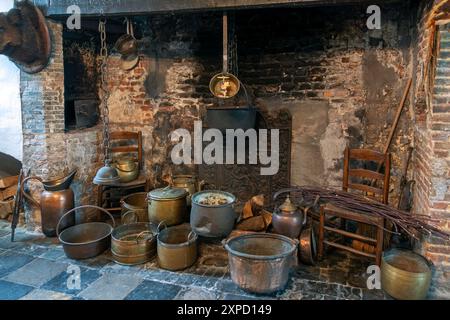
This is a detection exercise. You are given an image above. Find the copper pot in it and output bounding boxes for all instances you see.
[381,249,432,300]
[111,218,157,266]
[56,205,115,260]
[120,192,148,223]
[21,171,77,237]
[157,224,198,271]
[147,186,188,226]
[225,233,298,294]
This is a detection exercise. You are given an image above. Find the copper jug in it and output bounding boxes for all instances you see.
[272,195,307,239]
[21,170,76,237]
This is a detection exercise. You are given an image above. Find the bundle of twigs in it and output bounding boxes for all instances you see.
[276,186,450,242]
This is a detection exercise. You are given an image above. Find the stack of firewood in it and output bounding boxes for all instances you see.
[235,195,272,232]
[0,175,18,219]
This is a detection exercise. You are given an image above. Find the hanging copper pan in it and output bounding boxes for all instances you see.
[209,12,240,99]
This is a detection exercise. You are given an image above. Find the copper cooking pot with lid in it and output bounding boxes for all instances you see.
[147,186,188,226]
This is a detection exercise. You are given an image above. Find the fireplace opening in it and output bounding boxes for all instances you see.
[63,26,101,131]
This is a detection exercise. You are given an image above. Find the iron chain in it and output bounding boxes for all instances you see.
[99,19,111,164]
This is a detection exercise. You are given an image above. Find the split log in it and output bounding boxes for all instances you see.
[236,215,266,232]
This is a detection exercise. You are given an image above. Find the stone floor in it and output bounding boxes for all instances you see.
[0,220,391,300]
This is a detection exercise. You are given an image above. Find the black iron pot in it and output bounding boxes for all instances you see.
[206,83,257,131]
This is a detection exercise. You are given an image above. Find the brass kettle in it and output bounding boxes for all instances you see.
[272,195,307,239]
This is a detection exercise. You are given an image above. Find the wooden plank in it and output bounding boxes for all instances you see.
[324,240,376,259]
[45,0,376,16]
[323,204,381,225]
[111,146,139,153]
[348,183,383,195]
[324,226,377,244]
[348,149,385,162]
[110,131,139,140]
[0,175,19,189]
[349,169,384,181]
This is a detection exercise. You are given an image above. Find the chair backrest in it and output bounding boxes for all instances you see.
[110,131,143,170]
[342,147,390,204]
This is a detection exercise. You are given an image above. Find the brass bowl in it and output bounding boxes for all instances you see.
[209,73,240,99]
[381,249,432,300]
[114,159,139,183]
[115,34,138,56]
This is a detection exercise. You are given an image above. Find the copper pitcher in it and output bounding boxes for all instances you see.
[21,170,76,237]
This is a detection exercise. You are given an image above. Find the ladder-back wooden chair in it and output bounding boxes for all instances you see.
[97,131,149,214]
[318,147,391,266]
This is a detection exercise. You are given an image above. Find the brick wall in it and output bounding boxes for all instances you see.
[20,21,102,228]
[413,12,450,297]
[101,2,417,194]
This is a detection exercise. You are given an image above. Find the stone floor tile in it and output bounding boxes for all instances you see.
[41,266,102,295]
[174,287,220,300]
[78,273,143,300]
[40,247,66,261]
[338,285,363,300]
[125,280,182,300]
[0,251,34,277]
[0,280,34,300]
[3,258,67,287]
[20,289,73,300]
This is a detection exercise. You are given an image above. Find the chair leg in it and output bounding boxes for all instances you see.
[318,206,325,260]
[375,219,384,266]
[97,185,104,208]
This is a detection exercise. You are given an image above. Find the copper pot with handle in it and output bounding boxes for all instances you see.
[111,211,157,265]
[21,170,76,237]
[272,189,307,239]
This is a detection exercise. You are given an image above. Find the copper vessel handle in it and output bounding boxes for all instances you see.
[187,231,196,242]
[122,210,138,224]
[156,220,167,234]
[20,176,43,208]
[56,205,116,238]
[135,231,153,243]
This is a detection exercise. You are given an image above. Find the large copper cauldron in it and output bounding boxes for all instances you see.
[225,233,298,294]
[21,170,77,237]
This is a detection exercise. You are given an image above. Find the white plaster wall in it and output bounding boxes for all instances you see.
[0,0,22,161]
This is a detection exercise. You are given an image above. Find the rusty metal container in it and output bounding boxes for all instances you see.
[157,224,198,271]
[224,233,298,294]
[111,222,157,265]
[381,249,432,300]
[148,186,188,226]
[56,205,115,260]
[120,192,148,223]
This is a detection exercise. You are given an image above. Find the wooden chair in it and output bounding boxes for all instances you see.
[318,148,391,266]
[97,131,149,214]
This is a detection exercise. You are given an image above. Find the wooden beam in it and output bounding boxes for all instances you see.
[44,0,377,17]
